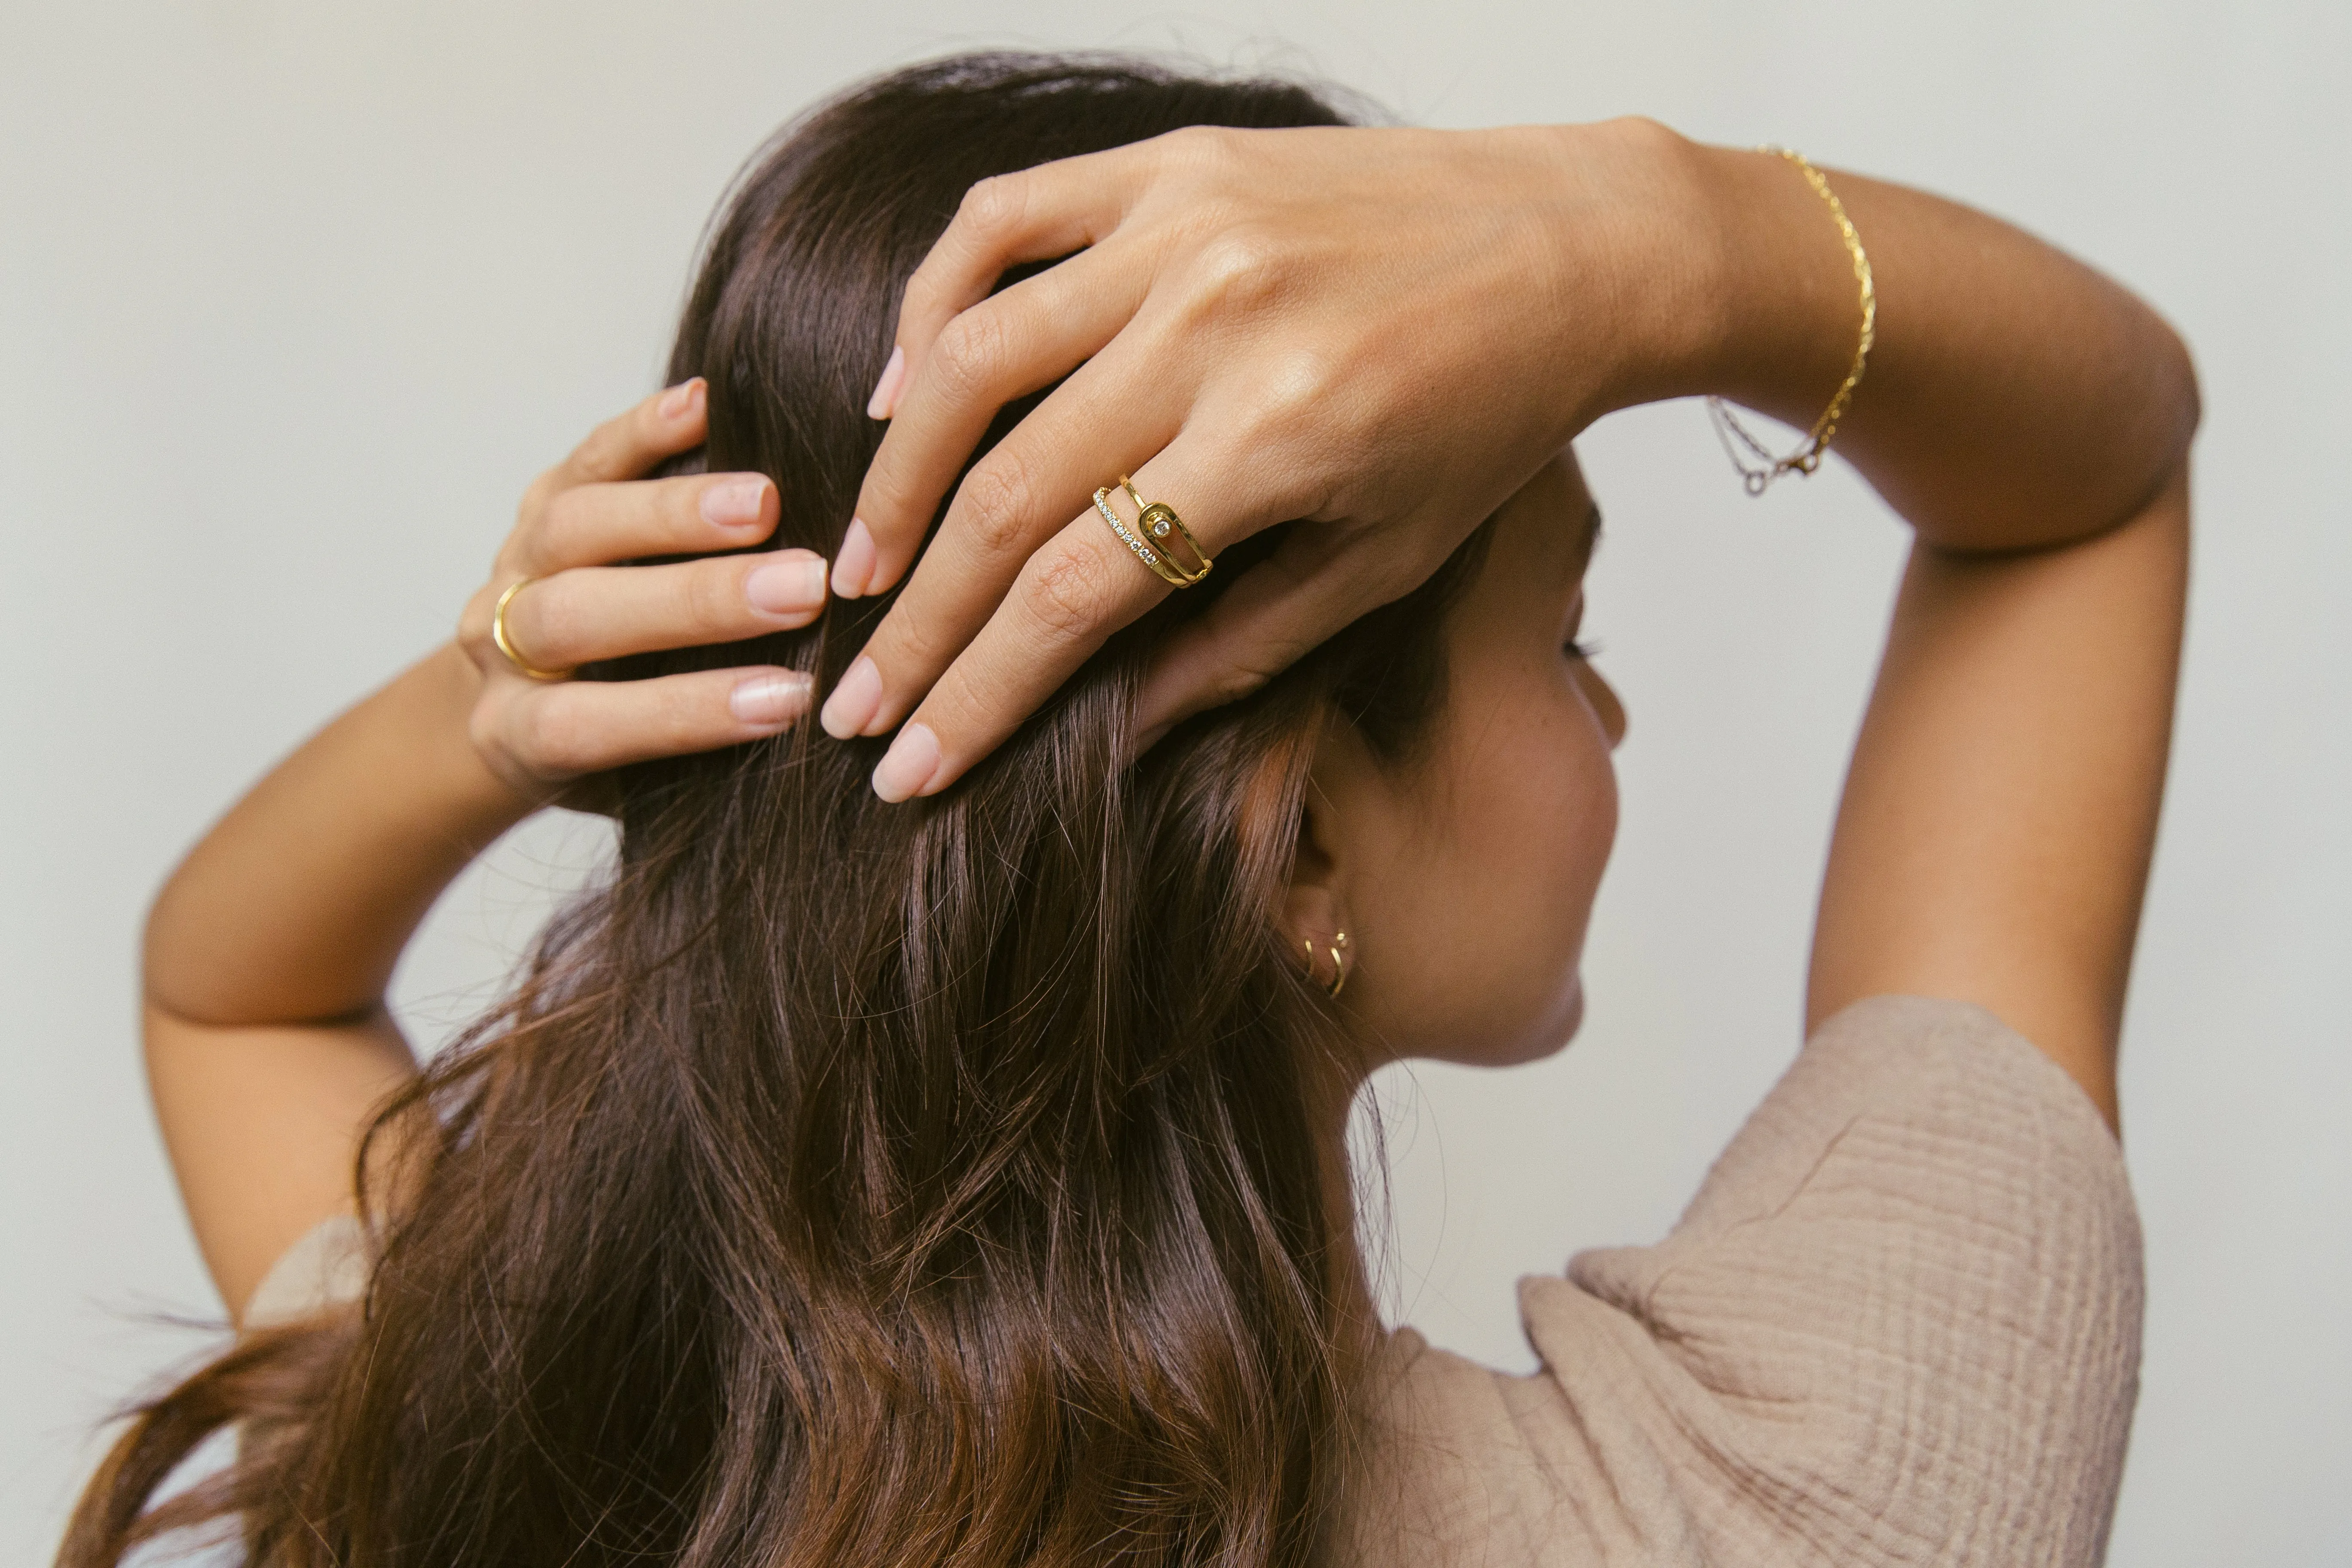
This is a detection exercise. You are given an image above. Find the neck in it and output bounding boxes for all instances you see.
[1309,1057,1387,1360]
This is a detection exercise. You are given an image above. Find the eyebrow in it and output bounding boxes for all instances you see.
[1576,502,1604,565]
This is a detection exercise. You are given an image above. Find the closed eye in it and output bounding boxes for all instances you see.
[1563,637,1600,662]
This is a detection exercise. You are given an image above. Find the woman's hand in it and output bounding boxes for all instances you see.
[820,118,1712,799]
[456,378,833,803]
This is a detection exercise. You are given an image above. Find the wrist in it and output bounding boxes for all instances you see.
[1515,118,1739,425]
[1675,141,1872,427]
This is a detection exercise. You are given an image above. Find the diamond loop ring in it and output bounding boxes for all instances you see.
[1092,475,1213,588]
[491,576,578,682]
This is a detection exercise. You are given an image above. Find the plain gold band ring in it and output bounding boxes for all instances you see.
[491,577,576,682]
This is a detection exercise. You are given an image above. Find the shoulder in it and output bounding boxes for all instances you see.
[1378,997,2144,1567]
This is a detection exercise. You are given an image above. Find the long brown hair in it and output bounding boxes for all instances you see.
[65,52,1490,1568]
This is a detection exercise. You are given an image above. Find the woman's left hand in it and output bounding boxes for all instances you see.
[455,379,834,805]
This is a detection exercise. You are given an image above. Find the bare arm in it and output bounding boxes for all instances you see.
[1679,147,2195,1126]
[144,384,828,1317]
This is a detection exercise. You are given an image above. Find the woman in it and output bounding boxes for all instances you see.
[69,49,2193,1568]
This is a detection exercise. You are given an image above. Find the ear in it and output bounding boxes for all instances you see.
[1282,782,1349,966]
[1280,721,1380,968]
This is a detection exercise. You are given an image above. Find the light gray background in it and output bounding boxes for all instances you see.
[4,2,2345,1561]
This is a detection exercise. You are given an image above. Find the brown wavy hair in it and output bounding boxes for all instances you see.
[64,52,1492,1568]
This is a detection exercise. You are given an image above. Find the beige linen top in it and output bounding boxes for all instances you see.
[249,995,2142,1566]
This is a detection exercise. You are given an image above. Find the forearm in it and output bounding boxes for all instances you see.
[144,641,536,1027]
[1652,135,2199,549]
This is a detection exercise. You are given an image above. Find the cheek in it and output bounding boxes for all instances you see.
[1377,672,1618,1066]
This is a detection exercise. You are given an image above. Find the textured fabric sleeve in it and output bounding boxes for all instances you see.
[1497,994,2144,1567]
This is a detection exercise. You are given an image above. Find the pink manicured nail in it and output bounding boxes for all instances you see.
[746,554,828,616]
[658,378,703,421]
[832,518,877,598]
[866,345,906,420]
[871,722,940,802]
[729,672,810,726]
[820,654,883,739]
[700,477,768,529]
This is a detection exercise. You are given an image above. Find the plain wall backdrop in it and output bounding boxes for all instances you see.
[5,1,2346,1561]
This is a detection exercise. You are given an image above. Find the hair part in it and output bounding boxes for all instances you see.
[64,51,1491,1568]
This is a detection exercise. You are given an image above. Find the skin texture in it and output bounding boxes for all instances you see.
[1292,458,1622,1073]
[138,119,2193,1320]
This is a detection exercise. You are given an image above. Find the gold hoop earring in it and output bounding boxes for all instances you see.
[1303,931,1350,999]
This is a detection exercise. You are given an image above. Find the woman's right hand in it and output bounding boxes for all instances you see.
[455,379,833,804]
[821,117,1715,800]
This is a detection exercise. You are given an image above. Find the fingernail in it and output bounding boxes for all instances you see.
[729,671,811,726]
[820,654,882,739]
[832,518,877,598]
[658,378,703,420]
[866,346,905,420]
[700,477,768,529]
[871,723,940,802]
[746,554,828,616]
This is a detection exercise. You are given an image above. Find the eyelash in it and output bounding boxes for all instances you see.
[1563,638,1599,662]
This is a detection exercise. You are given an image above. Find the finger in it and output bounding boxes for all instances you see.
[863,439,1278,802]
[545,377,710,494]
[470,548,830,674]
[845,240,1153,600]
[518,470,778,576]
[490,665,812,782]
[1130,524,1381,750]
[823,329,1190,741]
[874,146,1150,420]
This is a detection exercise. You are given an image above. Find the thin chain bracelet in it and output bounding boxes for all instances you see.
[1708,147,1877,496]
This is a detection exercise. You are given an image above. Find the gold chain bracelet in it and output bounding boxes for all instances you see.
[1707,147,1876,496]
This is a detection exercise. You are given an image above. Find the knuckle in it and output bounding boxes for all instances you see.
[572,421,621,476]
[954,453,1038,558]
[1187,227,1289,319]
[1208,663,1275,707]
[857,457,922,533]
[955,172,1025,240]
[1020,547,1117,645]
[510,577,574,663]
[1210,642,1303,707]
[868,607,950,683]
[517,692,595,777]
[928,311,1007,403]
[518,469,560,524]
[1248,347,1342,438]
[1161,122,1237,178]
[536,484,588,548]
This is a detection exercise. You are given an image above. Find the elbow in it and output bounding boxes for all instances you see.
[141,868,208,1023]
[2161,315,2202,458]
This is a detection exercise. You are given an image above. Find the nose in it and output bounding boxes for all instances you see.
[1575,660,1628,750]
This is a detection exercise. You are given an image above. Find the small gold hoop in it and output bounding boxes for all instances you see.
[1302,931,1350,999]
[1093,475,1213,588]
[491,577,576,682]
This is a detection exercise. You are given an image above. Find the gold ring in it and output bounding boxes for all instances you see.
[1093,475,1212,588]
[491,577,576,681]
